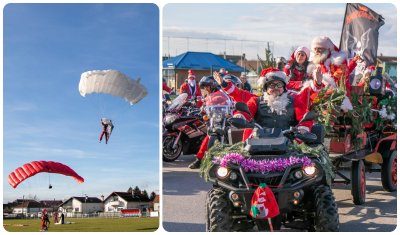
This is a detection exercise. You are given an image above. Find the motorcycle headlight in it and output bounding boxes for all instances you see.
[303,165,317,176]
[212,113,224,123]
[164,114,177,125]
[216,167,229,178]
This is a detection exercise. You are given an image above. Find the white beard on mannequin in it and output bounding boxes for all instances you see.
[312,50,329,64]
[263,92,289,115]
[188,79,196,87]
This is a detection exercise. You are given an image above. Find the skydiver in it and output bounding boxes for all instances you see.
[99,118,113,144]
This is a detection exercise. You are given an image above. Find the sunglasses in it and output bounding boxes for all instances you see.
[267,82,284,89]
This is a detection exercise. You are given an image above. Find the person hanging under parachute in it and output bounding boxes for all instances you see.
[99,118,114,144]
[79,69,147,143]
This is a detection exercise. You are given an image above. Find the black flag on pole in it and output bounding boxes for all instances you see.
[339,3,385,67]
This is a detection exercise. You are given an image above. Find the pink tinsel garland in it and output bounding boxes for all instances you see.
[213,152,313,173]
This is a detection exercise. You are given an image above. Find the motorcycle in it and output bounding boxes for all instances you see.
[162,93,207,162]
[203,90,235,148]
[205,105,339,232]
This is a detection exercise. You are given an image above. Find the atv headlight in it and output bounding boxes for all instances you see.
[303,165,316,176]
[217,167,229,178]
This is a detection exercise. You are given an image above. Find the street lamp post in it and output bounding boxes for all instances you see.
[84,194,88,217]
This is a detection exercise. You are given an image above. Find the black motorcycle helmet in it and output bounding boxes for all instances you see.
[199,76,219,92]
[223,74,242,87]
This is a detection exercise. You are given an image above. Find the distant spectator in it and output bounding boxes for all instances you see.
[240,72,253,92]
[162,78,172,93]
[276,57,287,71]
[179,70,202,99]
[61,212,65,224]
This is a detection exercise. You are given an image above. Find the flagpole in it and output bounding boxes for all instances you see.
[339,3,350,49]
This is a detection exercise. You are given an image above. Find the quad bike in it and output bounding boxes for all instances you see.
[204,107,339,232]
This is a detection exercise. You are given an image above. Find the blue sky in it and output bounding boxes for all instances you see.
[3,3,159,203]
[163,3,397,60]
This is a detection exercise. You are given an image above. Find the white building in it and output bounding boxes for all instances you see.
[103,192,151,213]
[59,196,103,216]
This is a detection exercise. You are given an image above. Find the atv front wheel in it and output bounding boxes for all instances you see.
[206,188,234,232]
[312,185,339,232]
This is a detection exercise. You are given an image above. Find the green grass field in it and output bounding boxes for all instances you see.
[3,217,159,232]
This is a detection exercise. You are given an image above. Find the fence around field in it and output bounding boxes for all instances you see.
[4,211,158,220]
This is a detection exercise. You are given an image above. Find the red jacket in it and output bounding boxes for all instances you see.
[162,82,172,93]
[222,81,257,120]
[222,81,257,103]
[316,51,352,96]
[284,62,309,91]
[179,81,202,99]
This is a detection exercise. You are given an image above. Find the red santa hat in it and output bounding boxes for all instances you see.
[257,67,288,89]
[188,69,196,79]
[311,36,339,52]
[292,46,310,59]
[219,68,228,75]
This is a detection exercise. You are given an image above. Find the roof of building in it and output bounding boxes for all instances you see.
[14,200,42,208]
[40,200,64,208]
[59,197,102,206]
[163,51,248,72]
[105,192,151,202]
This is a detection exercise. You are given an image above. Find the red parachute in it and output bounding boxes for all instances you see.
[8,161,84,188]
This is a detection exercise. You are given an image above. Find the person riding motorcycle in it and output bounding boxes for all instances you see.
[188,75,225,169]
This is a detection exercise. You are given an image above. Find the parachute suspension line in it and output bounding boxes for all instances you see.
[94,93,106,118]
[48,174,52,189]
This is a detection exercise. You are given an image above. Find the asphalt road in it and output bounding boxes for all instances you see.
[162,154,397,232]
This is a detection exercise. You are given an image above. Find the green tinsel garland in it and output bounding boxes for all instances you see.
[289,142,336,185]
[200,141,249,181]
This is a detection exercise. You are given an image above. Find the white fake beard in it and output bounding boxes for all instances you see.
[263,92,289,115]
[188,79,196,87]
[312,50,329,64]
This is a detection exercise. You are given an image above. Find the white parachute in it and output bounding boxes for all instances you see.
[79,70,148,105]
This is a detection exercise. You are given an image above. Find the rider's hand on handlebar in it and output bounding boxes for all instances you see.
[233,113,246,120]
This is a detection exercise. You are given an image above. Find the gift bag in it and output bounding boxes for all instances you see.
[250,183,280,219]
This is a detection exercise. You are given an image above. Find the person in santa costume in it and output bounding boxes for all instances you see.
[243,67,315,140]
[308,36,360,96]
[284,46,312,92]
[188,75,226,169]
[179,69,202,101]
[189,72,256,169]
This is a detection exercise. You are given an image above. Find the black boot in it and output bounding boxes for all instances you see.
[188,158,201,169]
